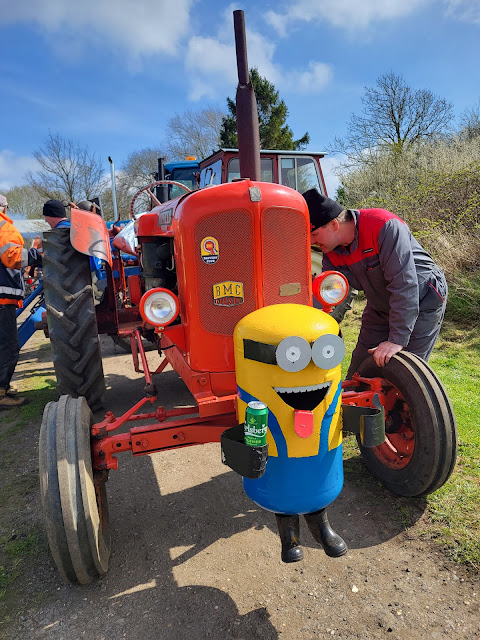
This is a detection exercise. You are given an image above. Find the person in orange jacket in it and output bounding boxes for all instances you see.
[0,194,42,409]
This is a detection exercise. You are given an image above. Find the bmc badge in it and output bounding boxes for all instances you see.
[201,236,219,264]
[213,281,244,307]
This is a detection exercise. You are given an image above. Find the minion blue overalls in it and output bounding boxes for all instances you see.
[233,304,347,562]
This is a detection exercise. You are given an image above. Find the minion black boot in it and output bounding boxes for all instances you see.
[304,508,347,558]
[275,514,304,563]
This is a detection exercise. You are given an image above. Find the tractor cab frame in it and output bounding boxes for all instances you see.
[199,148,328,195]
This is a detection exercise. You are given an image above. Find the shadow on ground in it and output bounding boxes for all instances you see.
[3,333,429,640]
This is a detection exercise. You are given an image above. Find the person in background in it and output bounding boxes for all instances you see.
[0,194,42,408]
[42,198,105,304]
[303,189,447,378]
[42,199,69,228]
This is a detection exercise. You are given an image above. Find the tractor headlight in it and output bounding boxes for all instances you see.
[313,271,348,308]
[139,288,179,327]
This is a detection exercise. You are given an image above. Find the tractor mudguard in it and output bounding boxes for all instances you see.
[70,207,113,267]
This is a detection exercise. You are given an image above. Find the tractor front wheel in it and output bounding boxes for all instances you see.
[42,228,106,411]
[39,395,111,584]
[356,351,457,497]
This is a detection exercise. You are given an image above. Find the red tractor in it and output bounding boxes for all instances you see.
[38,11,457,584]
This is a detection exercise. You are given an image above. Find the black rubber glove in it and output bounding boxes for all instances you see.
[27,248,43,267]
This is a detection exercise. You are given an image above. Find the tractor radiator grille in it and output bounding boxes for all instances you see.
[262,207,310,306]
[195,210,256,335]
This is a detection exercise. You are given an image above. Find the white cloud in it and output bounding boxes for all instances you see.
[243,30,280,84]
[444,0,480,23]
[0,151,39,191]
[265,0,429,34]
[185,36,237,101]
[184,7,277,100]
[283,61,333,95]
[0,0,195,60]
[184,6,333,101]
[319,154,346,197]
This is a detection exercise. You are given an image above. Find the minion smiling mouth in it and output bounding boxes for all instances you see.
[273,381,331,412]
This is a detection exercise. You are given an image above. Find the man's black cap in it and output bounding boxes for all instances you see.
[302,189,343,231]
[43,199,66,218]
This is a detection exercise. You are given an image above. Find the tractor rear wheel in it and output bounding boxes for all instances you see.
[42,228,106,411]
[355,352,457,497]
[39,395,111,584]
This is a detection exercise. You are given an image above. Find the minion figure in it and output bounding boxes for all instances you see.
[234,303,347,563]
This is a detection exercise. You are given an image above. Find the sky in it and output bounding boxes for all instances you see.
[1,0,479,197]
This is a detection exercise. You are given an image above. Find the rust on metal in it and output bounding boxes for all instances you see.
[70,207,113,266]
[233,10,261,182]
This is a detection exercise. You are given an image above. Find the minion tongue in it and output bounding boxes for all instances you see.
[294,410,314,438]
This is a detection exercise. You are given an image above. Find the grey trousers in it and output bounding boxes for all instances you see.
[346,279,448,379]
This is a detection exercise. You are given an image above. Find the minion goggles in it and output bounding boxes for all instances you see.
[243,334,345,373]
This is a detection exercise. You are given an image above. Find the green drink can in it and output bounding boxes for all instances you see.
[244,401,268,447]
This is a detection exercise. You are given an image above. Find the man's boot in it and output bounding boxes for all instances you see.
[0,388,27,409]
[274,514,304,563]
[304,508,347,558]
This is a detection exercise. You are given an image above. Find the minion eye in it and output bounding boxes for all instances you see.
[311,334,345,370]
[276,336,311,372]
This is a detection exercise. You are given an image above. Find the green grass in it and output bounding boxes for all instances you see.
[445,271,480,325]
[425,323,480,567]
[0,372,57,605]
[3,531,43,560]
[0,530,45,601]
[340,304,480,570]
[0,378,57,437]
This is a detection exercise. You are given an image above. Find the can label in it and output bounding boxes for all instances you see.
[244,401,268,447]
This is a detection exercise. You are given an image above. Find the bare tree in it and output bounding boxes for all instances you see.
[98,146,170,220]
[95,147,169,221]
[166,106,225,160]
[3,185,46,219]
[459,100,480,140]
[27,132,106,202]
[120,147,169,192]
[332,72,453,164]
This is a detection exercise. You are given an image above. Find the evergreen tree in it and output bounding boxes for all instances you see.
[220,68,309,150]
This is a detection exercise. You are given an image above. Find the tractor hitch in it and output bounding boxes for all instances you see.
[341,376,386,448]
[341,393,385,448]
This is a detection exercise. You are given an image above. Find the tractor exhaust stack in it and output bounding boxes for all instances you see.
[233,10,261,182]
[108,156,119,223]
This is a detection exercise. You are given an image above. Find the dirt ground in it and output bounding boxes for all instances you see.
[1,333,479,640]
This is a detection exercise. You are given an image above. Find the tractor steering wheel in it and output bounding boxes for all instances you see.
[129,180,191,219]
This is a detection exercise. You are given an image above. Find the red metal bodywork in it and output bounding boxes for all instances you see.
[137,180,311,388]
[89,179,315,470]
[70,207,113,267]
[86,178,391,473]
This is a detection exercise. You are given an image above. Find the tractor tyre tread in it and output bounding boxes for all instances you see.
[39,396,111,584]
[42,228,106,411]
[356,352,457,497]
[39,401,77,583]
[394,352,458,492]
